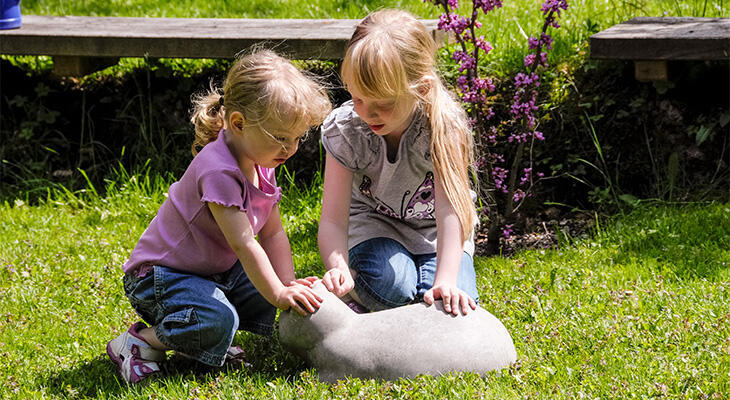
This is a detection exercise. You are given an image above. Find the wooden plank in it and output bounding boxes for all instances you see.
[590,17,730,61]
[0,15,445,60]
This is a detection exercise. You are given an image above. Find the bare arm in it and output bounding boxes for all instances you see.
[318,153,355,296]
[257,204,296,285]
[209,202,321,315]
[423,175,477,315]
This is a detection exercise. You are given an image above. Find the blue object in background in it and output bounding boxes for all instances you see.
[0,0,22,30]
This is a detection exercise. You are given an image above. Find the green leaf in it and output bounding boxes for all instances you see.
[695,125,711,146]
[8,95,28,108]
[619,193,640,207]
[719,111,730,128]
[34,83,51,98]
[589,113,604,122]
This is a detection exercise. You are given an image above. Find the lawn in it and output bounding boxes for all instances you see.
[1,169,728,399]
[2,0,729,398]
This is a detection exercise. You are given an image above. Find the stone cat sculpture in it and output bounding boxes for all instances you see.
[278,280,517,382]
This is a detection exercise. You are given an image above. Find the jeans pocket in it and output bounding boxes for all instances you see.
[160,307,200,352]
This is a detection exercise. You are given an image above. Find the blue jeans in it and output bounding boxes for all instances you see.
[348,237,479,311]
[122,261,275,367]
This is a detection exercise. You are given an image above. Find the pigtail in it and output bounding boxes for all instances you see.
[423,79,477,242]
[190,86,225,156]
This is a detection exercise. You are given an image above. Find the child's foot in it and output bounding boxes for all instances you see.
[346,300,370,314]
[107,322,166,383]
[225,345,252,367]
[340,293,369,314]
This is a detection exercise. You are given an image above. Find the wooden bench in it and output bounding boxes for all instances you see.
[589,17,730,82]
[0,15,445,76]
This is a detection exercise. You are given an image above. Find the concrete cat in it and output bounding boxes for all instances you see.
[278,281,517,382]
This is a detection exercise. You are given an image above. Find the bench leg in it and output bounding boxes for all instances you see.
[52,56,119,76]
[634,60,667,82]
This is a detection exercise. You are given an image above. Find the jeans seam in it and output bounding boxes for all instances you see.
[153,266,167,316]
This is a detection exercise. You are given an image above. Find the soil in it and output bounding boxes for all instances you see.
[474,207,597,257]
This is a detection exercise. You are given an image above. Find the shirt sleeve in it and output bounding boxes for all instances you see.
[198,170,246,212]
[320,104,375,171]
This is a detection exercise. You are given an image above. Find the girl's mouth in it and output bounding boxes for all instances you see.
[369,124,385,132]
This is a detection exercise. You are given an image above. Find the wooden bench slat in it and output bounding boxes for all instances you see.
[590,17,730,61]
[0,15,444,60]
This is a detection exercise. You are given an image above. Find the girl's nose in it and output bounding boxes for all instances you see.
[366,104,379,118]
[284,140,299,156]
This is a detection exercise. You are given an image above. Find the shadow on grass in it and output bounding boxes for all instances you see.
[602,204,730,280]
[43,333,309,397]
[44,354,129,397]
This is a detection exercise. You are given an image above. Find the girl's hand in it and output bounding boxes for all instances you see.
[321,268,354,297]
[423,284,477,316]
[287,276,319,287]
[276,284,323,316]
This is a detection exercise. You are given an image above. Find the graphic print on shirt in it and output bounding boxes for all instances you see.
[358,172,435,220]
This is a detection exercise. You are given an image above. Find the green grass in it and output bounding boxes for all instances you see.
[1,169,728,399]
[3,0,729,397]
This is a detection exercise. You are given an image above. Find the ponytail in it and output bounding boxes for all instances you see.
[421,78,477,242]
[190,87,224,155]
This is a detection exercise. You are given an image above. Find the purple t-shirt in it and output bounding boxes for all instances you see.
[123,129,282,276]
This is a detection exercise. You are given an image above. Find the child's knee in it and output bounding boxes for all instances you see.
[354,273,417,310]
[198,302,240,347]
[160,295,239,352]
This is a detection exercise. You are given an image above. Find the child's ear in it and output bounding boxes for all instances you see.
[228,112,246,134]
[418,79,432,96]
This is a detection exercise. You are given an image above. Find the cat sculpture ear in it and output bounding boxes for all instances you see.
[278,280,517,382]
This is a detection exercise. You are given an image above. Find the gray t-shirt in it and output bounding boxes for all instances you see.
[321,101,474,256]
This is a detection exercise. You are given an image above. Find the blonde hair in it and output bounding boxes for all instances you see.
[342,9,477,241]
[190,50,332,155]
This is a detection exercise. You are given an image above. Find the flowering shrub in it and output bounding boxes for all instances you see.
[426,0,568,254]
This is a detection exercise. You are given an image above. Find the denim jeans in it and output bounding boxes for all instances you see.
[348,237,479,311]
[123,261,275,366]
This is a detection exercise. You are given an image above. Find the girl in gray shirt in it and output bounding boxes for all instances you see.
[318,9,480,316]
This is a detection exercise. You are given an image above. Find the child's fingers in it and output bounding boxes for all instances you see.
[323,270,353,297]
[297,287,323,312]
[423,289,434,305]
[290,301,307,316]
[443,288,464,316]
[289,278,310,287]
[450,291,461,316]
[460,293,470,315]
[333,275,354,297]
[322,271,337,291]
[308,286,324,303]
[333,272,345,293]
[291,276,319,287]
[441,291,452,314]
[291,295,314,315]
